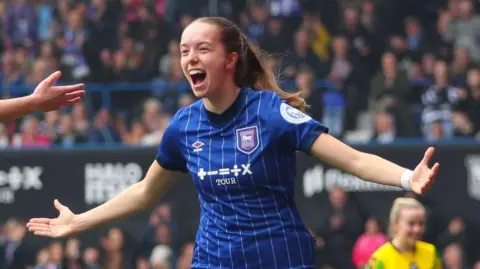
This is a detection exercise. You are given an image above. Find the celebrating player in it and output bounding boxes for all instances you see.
[0,71,85,121]
[366,198,442,269]
[27,17,439,268]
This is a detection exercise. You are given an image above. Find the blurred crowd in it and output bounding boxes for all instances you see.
[1,188,480,269]
[0,0,479,147]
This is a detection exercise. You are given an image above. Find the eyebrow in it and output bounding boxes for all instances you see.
[180,41,212,48]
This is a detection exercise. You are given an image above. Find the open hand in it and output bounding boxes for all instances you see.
[26,199,77,238]
[29,71,85,112]
[410,147,440,194]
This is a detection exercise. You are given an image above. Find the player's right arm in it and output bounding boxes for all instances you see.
[27,110,187,238]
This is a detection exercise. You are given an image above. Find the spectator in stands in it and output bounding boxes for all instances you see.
[451,47,473,84]
[421,60,464,140]
[338,6,373,76]
[295,67,323,121]
[82,247,100,269]
[59,9,90,81]
[159,39,180,79]
[88,108,121,144]
[319,186,363,269]
[65,238,82,269]
[1,50,25,94]
[421,52,437,82]
[259,15,289,55]
[283,28,326,79]
[0,124,9,148]
[443,242,468,269]
[0,219,34,269]
[437,217,471,257]
[465,66,480,138]
[352,217,388,269]
[14,115,52,147]
[370,52,415,137]
[100,227,135,269]
[123,120,147,145]
[5,0,38,50]
[55,113,86,147]
[328,35,363,130]
[244,2,268,45]
[40,110,60,141]
[404,16,429,54]
[47,241,65,269]
[445,0,480,63]
[71,102,90,140]
[34,248,50,269]
[371,111,396,144]
[301,12,331,63]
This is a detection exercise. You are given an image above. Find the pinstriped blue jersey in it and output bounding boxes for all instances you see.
[156,87,328,269]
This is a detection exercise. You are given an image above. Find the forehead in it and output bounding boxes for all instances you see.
[181,21,221,46]
[399,208,424,221]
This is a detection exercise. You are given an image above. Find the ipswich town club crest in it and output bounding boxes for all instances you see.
[236,126,260,154]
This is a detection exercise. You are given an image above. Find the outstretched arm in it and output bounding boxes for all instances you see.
[27,161,184,237]
[0,71,85,121]
[310,134,439,194]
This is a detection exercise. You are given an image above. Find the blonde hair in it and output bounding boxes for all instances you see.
[196,17,307,112]
[388,197,425,237]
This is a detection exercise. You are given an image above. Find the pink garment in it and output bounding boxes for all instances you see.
[352,233,388,267]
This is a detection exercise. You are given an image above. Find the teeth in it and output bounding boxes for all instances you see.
[189,70,205,75]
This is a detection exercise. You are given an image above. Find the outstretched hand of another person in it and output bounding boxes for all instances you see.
[27,199,77,238]
[409,147,440,194]
[30,71,85,112]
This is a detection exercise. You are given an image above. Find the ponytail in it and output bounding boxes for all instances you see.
[238,37,307,112]
[196,17,307,112]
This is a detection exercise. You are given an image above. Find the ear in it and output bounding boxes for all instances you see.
[225,52,238,71]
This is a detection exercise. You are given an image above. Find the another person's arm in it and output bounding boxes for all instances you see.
[0,71,85,121]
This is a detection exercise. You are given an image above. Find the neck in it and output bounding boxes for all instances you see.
[203,83,241,114]
[391,237,414,252]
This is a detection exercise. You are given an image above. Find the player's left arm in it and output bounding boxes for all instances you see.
[273,99,438,194]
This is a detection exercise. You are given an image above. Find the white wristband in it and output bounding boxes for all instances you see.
[401,170,413,191]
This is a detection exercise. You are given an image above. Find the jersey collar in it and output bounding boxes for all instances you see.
[202,87,248,127]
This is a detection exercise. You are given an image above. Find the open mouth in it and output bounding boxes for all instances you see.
[189,70,207,86]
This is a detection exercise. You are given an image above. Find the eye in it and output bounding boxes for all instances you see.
[181,49,189,56]
[199,47,209,53]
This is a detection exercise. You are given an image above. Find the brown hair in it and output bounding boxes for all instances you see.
[195,17,307,111]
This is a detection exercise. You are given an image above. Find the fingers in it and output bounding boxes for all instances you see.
[27,218,51,224]
[54,199,65,211]
[422,147,435,165]
[33,231,54,237]
[40,71,62,87]
[430,162,440,178]
[53,84,85,95]
[27,223,50,233]
[62,97,82,106]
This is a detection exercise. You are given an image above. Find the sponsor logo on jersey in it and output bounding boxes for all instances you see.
[197,164,252,181]
[236,126,260,154]
[280,102,311,124]
[192,140,204,153]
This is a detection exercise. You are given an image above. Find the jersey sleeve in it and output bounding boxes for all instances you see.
[155,112,188,173]
[269,96,328,154]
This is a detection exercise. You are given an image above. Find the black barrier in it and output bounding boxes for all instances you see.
[1,144,480,247]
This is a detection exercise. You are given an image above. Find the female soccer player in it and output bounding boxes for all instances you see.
[366,198,442,269]
[27,17,439,269]
[0,71,85,121]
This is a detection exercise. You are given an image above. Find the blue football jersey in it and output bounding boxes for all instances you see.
[156,87,328,269]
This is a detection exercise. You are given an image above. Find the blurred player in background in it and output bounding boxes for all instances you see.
[0,71,85,121]
[366,197,442,269]
[27,17,439,269]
